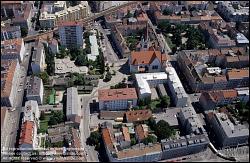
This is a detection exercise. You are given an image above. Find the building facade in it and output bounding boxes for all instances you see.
[58,21,83,49]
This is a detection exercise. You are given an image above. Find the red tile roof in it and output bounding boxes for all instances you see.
[98,88,138,101]
[227,69,249,80]
[19,121,34,145]
[125,109,152,123]
[135,124,148,141]
[131,51,167,65]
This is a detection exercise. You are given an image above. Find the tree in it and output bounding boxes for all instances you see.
[142,135,157,145]
[163,8,173,15]
[125,10,133,18]
[74,74,85,85]
[130,138,136,146]
[160,95,170,108]
[147,117,156,130]
[39,71,49,84]
[104,71,112,82]
[75,54,88,66]
[40,111,45,120]
[155,120,175,141]
[21,27,28,37]
[48,118,57,125]
[158,21,171,33]
[86,131,101,146]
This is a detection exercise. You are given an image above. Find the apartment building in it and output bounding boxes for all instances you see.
[206,111,249,148]
[178,107,206,135]
[161,134,209,160]
[177,48,249,92]
[1,38,25,63]
[102,127,162,162]
[135,124,149,142]
[1,60,20,107]
[217,1,249,22]
[58,21,83,49]
[39,1,89,28]
[12,3,33,29]
[26,76,44,105]
[98,88,138,111]
[182,1,209,10]
[31,40,46,74]
[1,107,10,150]
[1,1,23,18]
[1,25,21,41]
[87,34,99,61]
[125,110,152,123]
[226,69,249,88]
[66,87,81,126]
[200,89,237,110]
[23,100,40,127]
[129,51,167,73]
[235,87,249,103]
[19,121,38,154]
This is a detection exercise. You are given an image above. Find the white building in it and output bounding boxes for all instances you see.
[135,66,188,107]
[98,88,138,111]
[31,41,46,74]
[1,38,25,63]
[58,21,83,49]
[208,112,249,148]
[87,35,99,61]
[26,76,44,105]
[165,67,188,107]
[66,87,81,121]
[235,87,249,103]
[23,100,40,127]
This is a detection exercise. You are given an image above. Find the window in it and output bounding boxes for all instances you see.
[152,65,158,69]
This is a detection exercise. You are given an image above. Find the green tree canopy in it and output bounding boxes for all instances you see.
[160,95,170,108]
[163,8,173,15]
[75,54,88,66]
[142,135,157,145]
[155,120,175,141]
[86,131,101,146]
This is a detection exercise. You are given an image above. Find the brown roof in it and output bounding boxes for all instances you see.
[1,38,23,56]
[226,56,240,63]
[1,1,22,5]
[72,128,81,149]
[209,89,237,102]
[135,124,148,141]
[100,111,125,120]
[227,69,249,80]
[98,88,138,101]
[122,127,131,142]
[125,109,152,123]
[214,76,227,82]
[58,21,81,27]
[131,51,167,65]
[116,143,162,159]
[19,121,34,145]
[102,128,113,146]
[1,60,18,98]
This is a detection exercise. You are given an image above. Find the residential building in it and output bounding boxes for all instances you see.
[48,38,59,54]
[1,107,10,150]
[98,88,138,111]
[1,60,20,107]
[1,1,23,18]
[26,76,44,105]
[161,134,209,160]
[66,87,81,126]
[87,34,99,61]
[129,51,167,73]
[125,110,152,123]
[165,66,188,107]
[1,38,25,63]
[19,121,38,152]
[226,69,249,88]
[178,107,206,135]
[206,111,249,147]
[182,1,209,10]
[31,40,46,74]
[23,100,40,127]
[200,89,249,111]
[102,127,162,162]
[12,3,33,29]
[39,1,89,28]
[177,48,249,92]
[216,1,249,22]
[58,21,83,49]
[1,25,21,41]
[100,111,125,120]
[135,124,149,142]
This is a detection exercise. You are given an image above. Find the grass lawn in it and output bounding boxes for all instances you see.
[39,114,51,134]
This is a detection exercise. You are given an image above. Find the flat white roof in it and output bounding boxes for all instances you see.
[87,35,99,61]
[135,72,168,95]
[236,33,249,44]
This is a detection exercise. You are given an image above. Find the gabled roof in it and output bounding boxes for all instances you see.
[130,51,167,65]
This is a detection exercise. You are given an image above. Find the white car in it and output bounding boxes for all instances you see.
[18,89,22,92]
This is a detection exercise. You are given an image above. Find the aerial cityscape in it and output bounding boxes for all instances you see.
[1,1,249,162]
